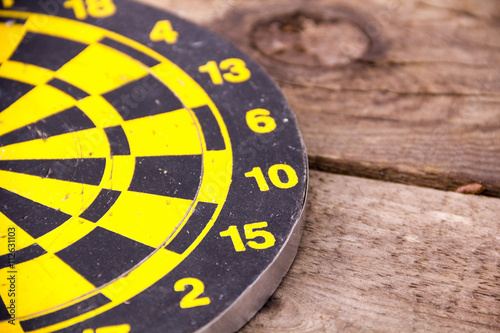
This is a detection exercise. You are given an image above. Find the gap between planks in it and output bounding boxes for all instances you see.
[240,170,500,333]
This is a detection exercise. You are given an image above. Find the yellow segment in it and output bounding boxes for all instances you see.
[152,62,210,109]
[0,170,101,216]
[96,324,131,333]
[100,156,135,191]
[25,13,105,44]
[0,84,74,137]
[123,109,202,157]
[37,217,96,254]
[99,249,183,305]
[0,213,36,255]
[0,61,54,86]
[72,128,112,158]
[0,10,26,20]
[21,249,182,333]
[1,253,95,317]
[0,23,24,62]
[56,43,148,95]
[98,192,193,248]
[107,33,163,65]
[197,150,233,203]
[77,95,122,128]
[0,128,110,160]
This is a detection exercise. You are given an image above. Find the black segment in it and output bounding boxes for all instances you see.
[165,202,217,254]
[0,158,106,186]
[9,32,87,71]
[102,75,183,120]
[80,189,121,222]
[0,244,47,270]
[0,297,10,322]
[100,37,160,67]
[55,227,154,287]
[0,188,71,238]
[192,105,226,151]
[0,106,96,147]
[0,16,27,24]
[104,126,130,156]
[129,155,202,200]
[0,78,34,112]
[47,78,89,100]
[19,294,111,332]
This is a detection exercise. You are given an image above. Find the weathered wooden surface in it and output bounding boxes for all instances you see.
[136,0,500,331]
[243,171,500,332]
[241,171,500,332]
[142,0,500,196]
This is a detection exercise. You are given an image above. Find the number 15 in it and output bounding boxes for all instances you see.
[220,222,276,252]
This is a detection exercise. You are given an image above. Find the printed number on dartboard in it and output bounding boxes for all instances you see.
[220,222,276,252]
[218,101,299,251]
[1,0,14,8]
[82,324,131,333]
[199,58,251,85]
[174,278,211,309]
[64,0,116,20]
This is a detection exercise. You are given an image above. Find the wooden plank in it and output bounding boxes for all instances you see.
[140,0,500,196]
[240,170,500,332]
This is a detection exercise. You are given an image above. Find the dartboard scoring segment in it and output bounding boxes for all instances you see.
[0,1,308,332]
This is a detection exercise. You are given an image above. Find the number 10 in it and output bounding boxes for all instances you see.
[245,164,298,192]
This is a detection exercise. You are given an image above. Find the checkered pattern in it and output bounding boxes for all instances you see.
[0,15,208,323]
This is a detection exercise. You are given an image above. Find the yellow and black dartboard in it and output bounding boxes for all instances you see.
[0,1,308,332]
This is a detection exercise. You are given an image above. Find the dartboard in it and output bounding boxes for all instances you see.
[0,1,308,332]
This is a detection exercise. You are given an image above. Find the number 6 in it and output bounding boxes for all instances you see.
[246,109,276,133]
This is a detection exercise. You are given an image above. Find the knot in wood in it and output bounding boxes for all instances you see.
[251,11,370,67]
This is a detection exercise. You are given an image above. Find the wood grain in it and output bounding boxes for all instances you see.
[140,0,500,196]
[241,170,500,332]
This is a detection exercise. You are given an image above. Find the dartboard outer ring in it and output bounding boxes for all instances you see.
[0,1,308,332]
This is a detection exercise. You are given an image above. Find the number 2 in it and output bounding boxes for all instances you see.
[82,324,130,333]
[174,278,211,308]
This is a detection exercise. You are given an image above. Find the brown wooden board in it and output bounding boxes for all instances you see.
[243,171,500,332]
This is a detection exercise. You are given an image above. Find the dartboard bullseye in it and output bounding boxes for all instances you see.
[0,1,308,332]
